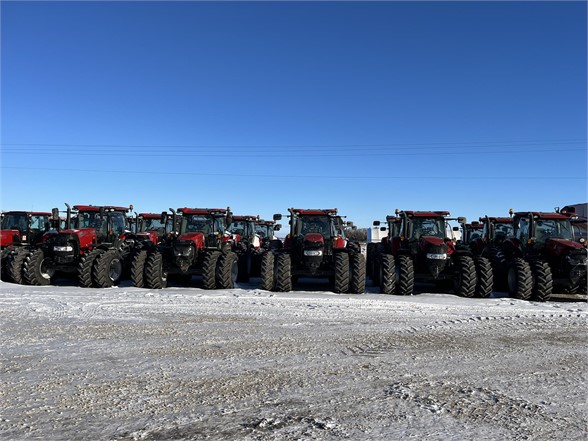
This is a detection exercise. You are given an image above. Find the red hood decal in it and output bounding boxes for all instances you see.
[304,233,325,244]
[546,238,584,255]
[419,236,445,246]
[178,232,205,242]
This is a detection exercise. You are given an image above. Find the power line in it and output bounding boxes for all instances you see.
[2,166,585,180]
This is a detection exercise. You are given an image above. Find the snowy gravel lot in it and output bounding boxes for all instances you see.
[0,279,586,440]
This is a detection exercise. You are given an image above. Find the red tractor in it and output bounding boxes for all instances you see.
[1,210,56,283]
[226,215,262,282]
[261,208,365,294]
[128,212,175,288]
[22,204,135,287]
[500,211,587,301]
[374,210,493,298]
[132,207,239,289]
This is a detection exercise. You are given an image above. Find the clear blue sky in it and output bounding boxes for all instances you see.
[1,1,586,228]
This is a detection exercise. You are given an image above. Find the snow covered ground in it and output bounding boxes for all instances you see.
[0,278,586,440]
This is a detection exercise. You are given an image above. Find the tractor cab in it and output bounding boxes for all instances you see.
[1,211,52,247]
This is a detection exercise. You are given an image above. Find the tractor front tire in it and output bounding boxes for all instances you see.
[131,249,148,288]
[507,258,533,300]
[379,253,396,295]
[275,253,292,292]
[396,255,415,296]
[145,252,168,289]
[260,251,275,291]
[24,249,54,286]
[8,249,28,285]
[531,260,553,302]
[334,252,350,293]
[202,251,221,289]
[78,249,103,288]
[474,257,493,298]
[454,256,477,298]
[217,252,239,289]
[349,252,366,294]
[94,250,124,288]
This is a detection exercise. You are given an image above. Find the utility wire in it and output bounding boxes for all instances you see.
[3,166,585,180]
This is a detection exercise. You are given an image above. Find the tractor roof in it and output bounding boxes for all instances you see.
[292,208,338,216]
[385,215,400,222]
[73,205,130,212]
[466,223,484,229]
[232,215,258,221]
[139,213,164,219]
[2,211,51,216]
[255,219,275,226]
[515,212,570,220]
[481,217,513,223]
[401,210,450,217]
[177,208,227,216]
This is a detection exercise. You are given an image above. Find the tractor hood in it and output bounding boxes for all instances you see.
[304,233,325,246]
[59,228,97,249]
[178,232,205,248]
[419,236,446,249]
[0,229,20,246]
[137,231,159,245]
[546,238,585,257]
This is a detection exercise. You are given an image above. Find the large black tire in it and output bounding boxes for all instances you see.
[274,253,292,292]
[78,249,103,288]
[396,255,415,296]
[23,249,54,286]
[93,249,124,288]
[379,253,396,295]
[237,250,252,283]
[130,249,148,288]
[349,252,366,294]
[333,252,350,293]
[372,245,383,286]
[7,249,28,285]
[202,251,221,290]
[260,251,275,291]
[531,260,553,302]
[217,252,239,289]
[507,258,533,300]
[366,243,376,279]
[474,257,493,298]
[454,256,477,298]
[145,252,168,289]
[1,250,14,282]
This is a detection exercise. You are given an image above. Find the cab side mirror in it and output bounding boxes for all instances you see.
[51,208,60,220]
[274,224,282,231]
[273,214,282,221]
[373,220,381,226]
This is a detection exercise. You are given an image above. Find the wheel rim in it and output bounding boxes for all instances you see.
[231,259,238,285]
[507,267,517,293]
[40,258,55,280]
[109,258,123,282]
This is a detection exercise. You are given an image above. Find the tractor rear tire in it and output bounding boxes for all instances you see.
[454,256,477,298]
[202,251,221,289]
[507,258,533,300]
[366,243,375,279]
[474,257,493,298]
[379,253,396,295]
[260,251,275,291]
[131,249,148,288]
[217,252,239,289]
[275,253,292,292]
[396,255,414,296]
[8,249,28,284]
[349,252,366,294]
[145,252,168,289]
[531,260,553,302]
[94,250,124,288]
[24,249,54,286]
[78,249,103,288]
[372,245,382,286]
[334,252,350,293]
[1,249,14,282]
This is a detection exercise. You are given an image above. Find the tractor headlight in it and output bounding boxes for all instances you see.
[304,250,323,256]
[54,245,74,252]
[426,253,447,260]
